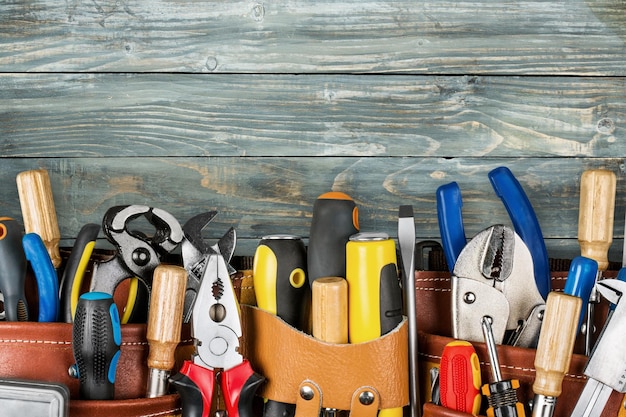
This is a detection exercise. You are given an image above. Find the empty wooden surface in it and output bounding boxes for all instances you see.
[1,0,625,262]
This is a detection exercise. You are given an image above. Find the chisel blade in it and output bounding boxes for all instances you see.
[570,378,613,417]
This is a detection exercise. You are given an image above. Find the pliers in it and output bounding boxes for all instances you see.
[451,224,545,348]
[181,211,236,323]
[437,166,550,300]
[170,253,265,417]
[89,205,184,323]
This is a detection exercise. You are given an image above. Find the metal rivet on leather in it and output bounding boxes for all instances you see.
[359,391,375,406]
[300,385,315,401]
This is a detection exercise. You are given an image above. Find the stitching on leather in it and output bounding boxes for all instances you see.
[0,339,151,346]
[139,407,182,417]
[415,277,449,282]
[0,339,73,345]
[415,287,451,292]
[419,351,586,380]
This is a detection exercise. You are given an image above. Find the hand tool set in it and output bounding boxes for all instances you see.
[0,165,624,417]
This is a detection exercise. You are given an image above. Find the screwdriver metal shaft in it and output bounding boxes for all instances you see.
[481,317,526,417]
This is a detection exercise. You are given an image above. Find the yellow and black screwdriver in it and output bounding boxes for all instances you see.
[346,232,404,417]
[481,316,526,417]
[308,191,359,284]
[254,234,309,417]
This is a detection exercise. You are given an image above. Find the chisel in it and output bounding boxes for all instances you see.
[531,256,597,417]
[577,169,616,355]
[398,205,421,417]
[308,191,359,284]
[146,264,187,398]
[16,169,62,269]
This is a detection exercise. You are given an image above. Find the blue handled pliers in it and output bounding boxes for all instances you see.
[437,166,551,300]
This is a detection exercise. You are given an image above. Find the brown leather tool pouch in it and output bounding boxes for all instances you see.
[0,248,196,417]
[415,269,626,417]
[239,285,410,417]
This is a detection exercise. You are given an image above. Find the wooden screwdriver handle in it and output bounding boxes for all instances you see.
[16,169,61,268]
[312,277,348,344]
[533,292,581,397]
[578,169,616,271]
[147,264,187,371]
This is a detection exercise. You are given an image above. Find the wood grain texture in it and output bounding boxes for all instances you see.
[1,74,624,158]
[0,157,623,259]
[1,0,625,74]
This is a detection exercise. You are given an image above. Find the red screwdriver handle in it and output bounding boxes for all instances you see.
[440,340,482,415]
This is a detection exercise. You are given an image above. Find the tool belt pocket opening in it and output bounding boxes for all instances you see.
[240,304,410,417]
[415,269,625,417]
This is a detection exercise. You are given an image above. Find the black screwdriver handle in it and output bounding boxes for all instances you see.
[307,191,359,284]
[72,292,122,400]
[0,217,28,321]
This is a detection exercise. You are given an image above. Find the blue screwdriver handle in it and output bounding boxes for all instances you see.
[488,166,551,300]
[563,256,598,331]
[23,233,59,322]
[436,182,466,272]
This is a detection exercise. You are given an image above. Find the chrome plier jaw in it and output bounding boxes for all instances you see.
[452,224,545,348]
[181,211,237,323]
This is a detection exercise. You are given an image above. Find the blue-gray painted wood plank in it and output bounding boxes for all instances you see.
[1,0,625,74]
[1,74,624,157]
[0,157,623,261]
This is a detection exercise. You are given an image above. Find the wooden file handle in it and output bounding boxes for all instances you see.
[533,292,581,397]
[16,169,61,268]
[312,277,348,344]
[147,264,187,371]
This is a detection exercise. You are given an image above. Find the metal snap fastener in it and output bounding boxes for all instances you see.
[300,385,315,401]
[359,391,375,406]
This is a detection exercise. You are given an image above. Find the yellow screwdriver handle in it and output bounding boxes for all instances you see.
[16,169,61,268]
[578,169,616,271]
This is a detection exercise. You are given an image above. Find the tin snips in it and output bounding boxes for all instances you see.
[170,252,264,417]
[451,224,546,348]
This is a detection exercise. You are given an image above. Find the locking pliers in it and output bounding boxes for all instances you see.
[451,224,545,348]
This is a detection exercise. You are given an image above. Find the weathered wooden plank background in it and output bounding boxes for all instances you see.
[2,0,625,262]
